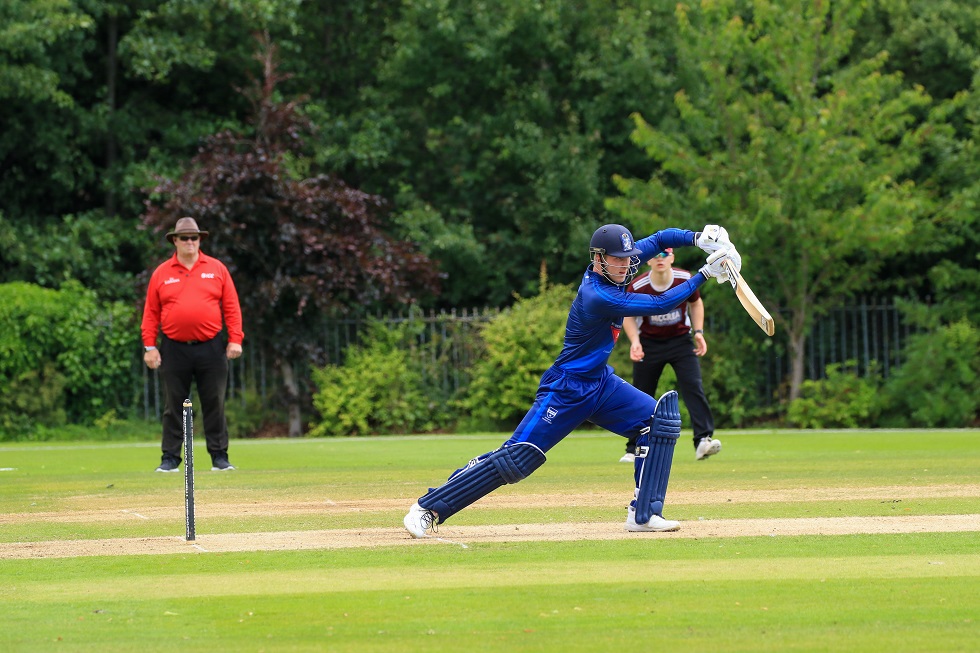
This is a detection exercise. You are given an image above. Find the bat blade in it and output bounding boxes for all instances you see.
[722,259,775,336]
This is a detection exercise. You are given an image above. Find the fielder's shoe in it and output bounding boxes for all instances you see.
[695,437,722,460]
[155,456,181,473]
[625,505,680,532]
[211,456,235,471]
[403,502,438,538]
[619,452,636,463]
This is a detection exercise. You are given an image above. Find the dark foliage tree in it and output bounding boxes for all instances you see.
[307,0,680,306]
[141,37,440,435]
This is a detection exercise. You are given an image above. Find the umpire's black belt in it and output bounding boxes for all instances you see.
[166,335,215,346]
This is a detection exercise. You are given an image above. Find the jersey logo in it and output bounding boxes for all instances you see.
[646,309,683,326]
[200,272,215,279]
[164,277,180,285]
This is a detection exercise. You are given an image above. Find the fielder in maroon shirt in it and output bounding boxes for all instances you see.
[142,217,244,472]
[622,248,721,462]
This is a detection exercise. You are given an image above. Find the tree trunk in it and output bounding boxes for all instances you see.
[280,359,303,437]
[787,305,808,402]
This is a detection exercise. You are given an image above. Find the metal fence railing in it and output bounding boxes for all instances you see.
[138,300,916,419]
[138,307,500,421]
[756,298,918,405]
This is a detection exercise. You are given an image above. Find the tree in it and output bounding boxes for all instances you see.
[0,0,97,221]
[310,0,681,306]
[0,0,298,298]
[920,77,980,325]
[857,0,980,102]
[607,0,935,401]
[141,37,440,435]
[854,1,980,323]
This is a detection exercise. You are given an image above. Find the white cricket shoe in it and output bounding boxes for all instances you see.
[403,503,438,538]
[695,437,722,460]
[625,505,680,532]
[619,452,636,463]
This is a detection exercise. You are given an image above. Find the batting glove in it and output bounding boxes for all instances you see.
[724,244,742,273]
[699,249,732,284]
[695,225,732,255]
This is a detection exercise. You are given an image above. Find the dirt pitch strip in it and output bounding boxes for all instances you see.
[2,514,980,559]
[2,484,978,559]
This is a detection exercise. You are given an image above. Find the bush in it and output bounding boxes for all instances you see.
[0,281,138,439]
[27,416,159,443]
[879,319,980,427]
[787,361,882,429]
[309,316,453,435]
[459,284,577,429]
[700,335,771,427]
[0,362,68,437]
[223,388,290,438]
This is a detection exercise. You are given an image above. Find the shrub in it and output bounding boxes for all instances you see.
[0,281,137,439]
[610,325,770,429]
[459,284,577,429]
[0,363,68,438]
[309,317,452,435]
[224,389,289,439]
[787,361,882,429]
[28,416,159,443]
[879,319,980,427]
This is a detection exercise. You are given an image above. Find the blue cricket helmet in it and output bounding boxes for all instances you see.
[589,224,642,286]
[589,224,643,258]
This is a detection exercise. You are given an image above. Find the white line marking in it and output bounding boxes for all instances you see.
[0,468,16,472]
[121,510,149,520]
[433,537,469,549]
[191,543,209,552]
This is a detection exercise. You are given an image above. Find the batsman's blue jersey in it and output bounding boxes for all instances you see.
[504,228,706,452]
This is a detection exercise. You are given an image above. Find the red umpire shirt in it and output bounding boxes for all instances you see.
[141,252,244,346]
[626,267,700,339]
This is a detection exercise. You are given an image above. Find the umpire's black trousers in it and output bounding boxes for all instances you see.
[628,333,715,449]
[159,335,229,460]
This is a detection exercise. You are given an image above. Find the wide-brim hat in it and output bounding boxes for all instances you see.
[166,217,209,243]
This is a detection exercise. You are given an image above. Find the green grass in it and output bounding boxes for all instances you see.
[1,429,978,652]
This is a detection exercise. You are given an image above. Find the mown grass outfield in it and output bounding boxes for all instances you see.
[1,429,978,652]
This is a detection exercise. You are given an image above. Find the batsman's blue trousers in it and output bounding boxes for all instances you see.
[504,364,657,452]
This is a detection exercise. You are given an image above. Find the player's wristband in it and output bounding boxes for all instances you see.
[693,329,704,335]
[145,346,157,352]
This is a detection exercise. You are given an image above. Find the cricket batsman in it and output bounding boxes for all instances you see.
[404,223,741,536]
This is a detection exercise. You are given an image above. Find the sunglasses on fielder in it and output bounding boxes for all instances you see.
[652,251,670,258]
[177,235,200,242]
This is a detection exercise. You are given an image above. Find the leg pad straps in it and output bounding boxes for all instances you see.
[634,391,682,524]
[419,443,546,524]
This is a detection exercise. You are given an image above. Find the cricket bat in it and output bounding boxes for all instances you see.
[722,259,775,337]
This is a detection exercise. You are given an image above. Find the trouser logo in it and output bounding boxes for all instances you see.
[543,407,559,424]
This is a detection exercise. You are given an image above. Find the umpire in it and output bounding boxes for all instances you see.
[141,217,244,472]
